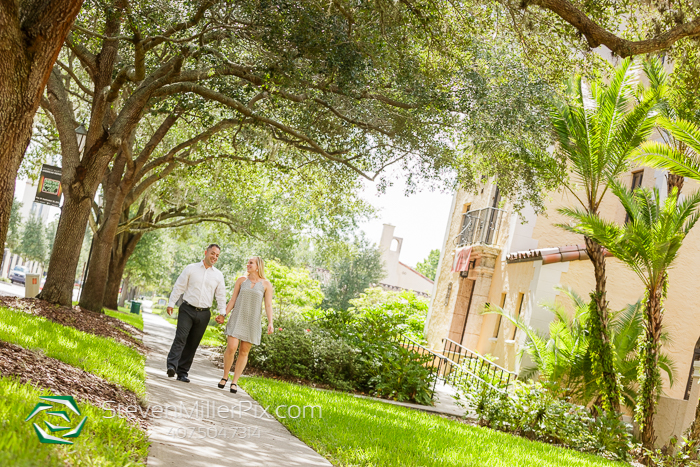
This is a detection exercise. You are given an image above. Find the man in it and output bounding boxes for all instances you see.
[166,244,226,382]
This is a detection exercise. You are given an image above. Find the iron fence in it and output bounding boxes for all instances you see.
[442,337,517,392]
[392,334,517,400]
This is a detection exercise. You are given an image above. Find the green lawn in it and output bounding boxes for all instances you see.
[104,307,144,331]
[239,377,627,467]
[0,306,145,397]
[0,376,148,466]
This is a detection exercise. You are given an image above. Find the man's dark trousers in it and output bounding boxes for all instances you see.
[167,302,211,378]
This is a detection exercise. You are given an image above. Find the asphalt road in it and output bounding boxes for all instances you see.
[0,281,79,301]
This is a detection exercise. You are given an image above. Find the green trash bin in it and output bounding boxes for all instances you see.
[130,301,141,314]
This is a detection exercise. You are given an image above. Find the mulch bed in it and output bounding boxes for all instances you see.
[0,296,145,353]
[0,340,148,429]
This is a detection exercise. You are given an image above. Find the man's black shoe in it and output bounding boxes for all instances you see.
[167,367,176,378]
[176,375,190,383]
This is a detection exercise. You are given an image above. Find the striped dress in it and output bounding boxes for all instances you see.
[225,278,265,345]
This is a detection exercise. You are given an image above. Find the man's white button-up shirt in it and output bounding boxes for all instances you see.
[168,261,227,315]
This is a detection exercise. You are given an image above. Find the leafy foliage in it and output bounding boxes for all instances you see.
[6,200,22,252]
[249,287,433,404]
[635,116,700,182]
[349,287,429,343]
[18,214,46,264]
[485,287,675,409]
[416,248,440,281]
[265,259,324,319]
[321,236,384,311]
[457,379,634,461]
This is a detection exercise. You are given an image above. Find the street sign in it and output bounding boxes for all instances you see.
[35,165,62,207]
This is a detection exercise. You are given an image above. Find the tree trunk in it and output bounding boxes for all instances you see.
[0,0,84,252]
[37,192,93,305]
[667,173,684,197]
[640,280,665,452]
[585,235,621,414]
[104,230,143,310]
[78,187,127,311]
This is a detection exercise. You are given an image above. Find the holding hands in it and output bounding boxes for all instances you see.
[215,314,225,325]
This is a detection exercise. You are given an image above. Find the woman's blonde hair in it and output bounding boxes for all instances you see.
[249,256,265,279]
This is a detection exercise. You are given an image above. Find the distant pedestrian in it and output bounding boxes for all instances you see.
[215,256,273,393]
[166,244,226,383]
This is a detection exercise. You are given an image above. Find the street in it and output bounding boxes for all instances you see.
[0,281,79,302]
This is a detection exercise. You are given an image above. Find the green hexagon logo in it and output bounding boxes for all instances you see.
[25,396,88,444]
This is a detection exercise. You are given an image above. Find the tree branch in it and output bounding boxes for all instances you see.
[523,0,700,57]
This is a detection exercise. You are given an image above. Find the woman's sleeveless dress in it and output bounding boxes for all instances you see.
[225,278,265,345]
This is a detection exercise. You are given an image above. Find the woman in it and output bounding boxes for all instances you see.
[218,256,274,393]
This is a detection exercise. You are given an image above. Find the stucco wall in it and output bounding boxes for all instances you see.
[396,262,433,295]
[426,170,700,400]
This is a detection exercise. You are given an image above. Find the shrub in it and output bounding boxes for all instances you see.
[456,379,633,461]
[249,319,359,392]
[249,312,436,404]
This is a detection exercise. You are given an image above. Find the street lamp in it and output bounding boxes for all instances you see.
[75,124,87,155]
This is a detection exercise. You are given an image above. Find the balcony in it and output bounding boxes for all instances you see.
[456,207,506,247]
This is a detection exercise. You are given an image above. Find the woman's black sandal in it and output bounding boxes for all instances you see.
[217,378,228,389]
[230,382,238,394]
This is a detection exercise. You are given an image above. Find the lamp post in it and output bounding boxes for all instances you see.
[75,124,87,156]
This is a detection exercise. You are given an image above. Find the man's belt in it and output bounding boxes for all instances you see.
[183,301,210,312]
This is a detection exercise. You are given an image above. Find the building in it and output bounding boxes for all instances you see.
[424,169,700,444]
[1,181,59,279]
[378,224,434,297]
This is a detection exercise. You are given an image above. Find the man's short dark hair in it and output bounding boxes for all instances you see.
[207,243,220,251]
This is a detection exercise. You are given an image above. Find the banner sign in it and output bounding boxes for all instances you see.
[35,165,63,207]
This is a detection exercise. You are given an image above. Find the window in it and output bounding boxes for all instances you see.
[625,171,644,223]
[444,282,452,306]
[631,170,644,190]
[511,293,525,340]
[493,293,506,338]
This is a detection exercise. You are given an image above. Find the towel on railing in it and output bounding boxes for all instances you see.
[451,246,472,272]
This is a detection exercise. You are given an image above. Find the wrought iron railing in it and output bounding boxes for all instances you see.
[442,338,517,392]
[456,207,506,247]
[392,334,517,400]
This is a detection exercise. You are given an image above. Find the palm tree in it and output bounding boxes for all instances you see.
[634,58,699,195]
[485,287,675,410]
[634,116,700,192]
[560,183,700,450]
[549,58,660,413]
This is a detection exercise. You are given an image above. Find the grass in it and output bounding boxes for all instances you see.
[104,307,144,331]
[0,306,145,397]
[0,377,148,466]
[238,377,627,467]
[201,325,225,347]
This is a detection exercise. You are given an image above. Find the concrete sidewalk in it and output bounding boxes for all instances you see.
[144,311,332,467]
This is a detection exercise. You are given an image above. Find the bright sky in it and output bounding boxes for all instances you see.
[359,177,454,268]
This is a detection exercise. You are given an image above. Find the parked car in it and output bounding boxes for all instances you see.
[9,266,27,285]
